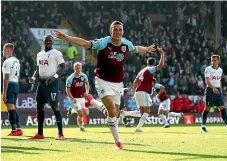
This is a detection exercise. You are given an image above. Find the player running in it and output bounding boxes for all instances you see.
[2,43,23,136]
[151,78,184,128]
[29,35,65,140]
[54,20,156,150]
[66,62,90,132]
[202,55,227,132]
[133,51,164,132]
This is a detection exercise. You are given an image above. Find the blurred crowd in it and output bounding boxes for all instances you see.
[61,1,227,96]
[1,1,227,98]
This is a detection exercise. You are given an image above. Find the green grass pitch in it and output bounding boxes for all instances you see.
[1,125,227,161]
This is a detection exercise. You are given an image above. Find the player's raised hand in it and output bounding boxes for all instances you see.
[53,30,66,40]
[212,88,220,94]
[29,77,35,84]
[147,44,156,53]
[157,47,164,53]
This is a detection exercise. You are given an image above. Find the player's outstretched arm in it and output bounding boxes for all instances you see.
[134,44,156,53]
[156,47,165,70]
[53,30,91,49]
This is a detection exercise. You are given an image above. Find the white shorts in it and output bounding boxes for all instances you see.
[71,98,86,111]
[95,76,123,105]
[134,91,152,108]
[158,98,170,111]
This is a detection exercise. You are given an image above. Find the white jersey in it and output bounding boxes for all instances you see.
[2,56,20,83]
[37,49,64,79]
[204,66,222,88]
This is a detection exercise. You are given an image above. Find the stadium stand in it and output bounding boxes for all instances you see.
[1,1,226,112]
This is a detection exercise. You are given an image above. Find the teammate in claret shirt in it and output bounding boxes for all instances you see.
[54,20,156,150]
[133,53,164,132]
[66,62,90,132]
[151,78,184,128]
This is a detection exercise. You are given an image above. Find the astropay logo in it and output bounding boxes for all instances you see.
[26,115,69,126]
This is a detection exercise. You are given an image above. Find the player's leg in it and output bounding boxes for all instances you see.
[77,109,86,132]
[158,102,168,126]
[216,91,227,129]
[13,83,23,135]
[135,107,149,132]
[219,106,227,124]
[168,112,184,117]
[48,79,64,139]
[201,87,213,132]
[101,96,120,140]
[162,99,172,128]
[30,82,46,139]
[6,83,21,136]
[67,98,81,117]
[87,94,107,116]
[201,106,211,132]
[120,110,141,119]
[95,77,122,149]
[163,110,170,128]
[78,100,88,132]
[134,91,151,132]
[6,103,17,136]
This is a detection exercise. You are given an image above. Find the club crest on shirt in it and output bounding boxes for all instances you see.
[81,77,84,81]
[121,46,126,52]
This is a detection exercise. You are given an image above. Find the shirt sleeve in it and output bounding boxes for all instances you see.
[66,75,73,88]
[82,73,89,83]
[204,67,210,78]
[90,37,108,50]
[154,83,164,89]
[3,61,11,74]
[123,39,136,52]
[56,51,65,65]
[148,66,156,74]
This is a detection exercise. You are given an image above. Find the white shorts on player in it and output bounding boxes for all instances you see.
[71,98,86,111]
[158,98,170,112]
[134,91,152,108]
[95,76,123,105]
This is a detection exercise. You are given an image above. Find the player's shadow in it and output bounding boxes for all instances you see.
[1,146,69,155]
[64,137,152,147]
[1,137,48,142]
[91,131,138,134]
[123,149,227,160]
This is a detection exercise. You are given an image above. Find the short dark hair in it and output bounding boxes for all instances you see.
[43,34,53,41]
[110,20,123,29]
[211,54,220,60]
[147,57,155,66]
[4,43,14,51]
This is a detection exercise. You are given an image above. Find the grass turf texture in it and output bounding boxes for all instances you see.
[1,125,227,161]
